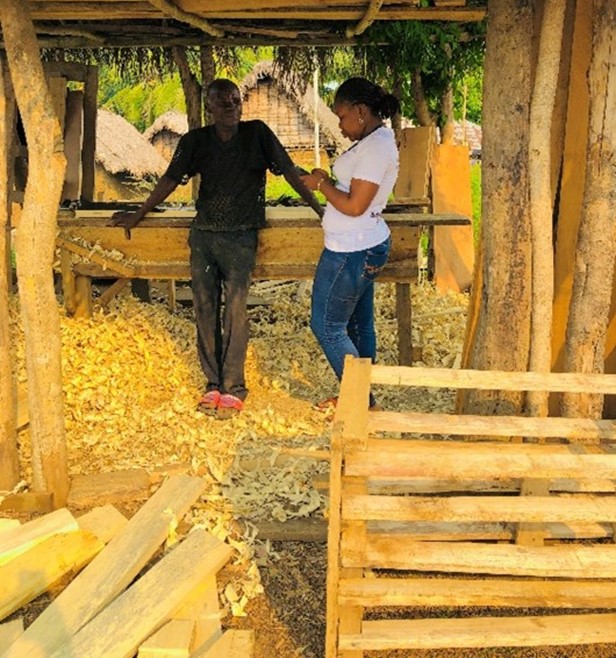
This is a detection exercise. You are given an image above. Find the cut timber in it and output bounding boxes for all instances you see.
[431,143,475,293]
[15,383,28,430]
[138,619,195,657]
[173,575,221,652]
[49,529,233,658]
[393,126,435,202]
[194,630,255,658]
[3,474,205,658]
[0,619,23,654]
[342,613,616,650]
[0,492,53,514]
[0,508,78,566]
[0,529,104,622]
[0,519,20,534]
[76,504,128,544]
[68,468,151,508]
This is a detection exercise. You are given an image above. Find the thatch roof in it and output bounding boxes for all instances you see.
[240,60,351,155]
[143,110,189,141]
[96,108,168,178]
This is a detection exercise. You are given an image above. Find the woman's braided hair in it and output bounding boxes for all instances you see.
[334,77,400,120]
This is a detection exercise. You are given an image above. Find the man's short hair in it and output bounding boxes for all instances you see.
[206,79,240,97]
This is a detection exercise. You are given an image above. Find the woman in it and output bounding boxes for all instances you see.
[301,77,400,410]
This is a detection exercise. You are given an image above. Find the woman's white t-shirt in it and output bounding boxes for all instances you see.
[322,126,399,253]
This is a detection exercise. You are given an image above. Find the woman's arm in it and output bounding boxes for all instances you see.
[302,168,379,217]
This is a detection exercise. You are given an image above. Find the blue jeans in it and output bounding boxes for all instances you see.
[310,237,391,398]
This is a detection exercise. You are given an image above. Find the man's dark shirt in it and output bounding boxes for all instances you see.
[165,119,293,231]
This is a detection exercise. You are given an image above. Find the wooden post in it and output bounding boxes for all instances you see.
[0,55,20,489]
[81,65,97,203]
[0,0,69,506]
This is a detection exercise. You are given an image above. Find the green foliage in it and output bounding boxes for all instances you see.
[359,20,486,126]
[103,75,185,132]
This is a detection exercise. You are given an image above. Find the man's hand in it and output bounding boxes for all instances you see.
[111,211,142,240]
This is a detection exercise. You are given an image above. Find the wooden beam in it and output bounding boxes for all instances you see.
[3,474,205,658]
[49,529,233,658]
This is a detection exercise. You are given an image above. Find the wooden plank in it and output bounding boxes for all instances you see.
[0,519,20,534]
[0,508,78,566]
[369,410,616,440]
[516,478,549,546]
[0,529,104,622]
[173,575,221,652]
[0,492,53,514]
[341,613,616,650]
[394,282,412,365]
[335,356,371,448]
[345,538,616,578]
[94,277,130,308]
[393,126,435,201]
[345,449,616,480]
[3,474,205,658]
[338,576,616,608]
[68,468,151,509]
[196,630,255,658]
[49,529,233,658]
[342,493,616,523]
[0,619,23,654]
[370,364,616,393]
[15,382,28,430]
[56,236,137,277]
[76,505,129,544]
[138,619,195,658]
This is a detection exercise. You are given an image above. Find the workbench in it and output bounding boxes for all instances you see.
[57,205,470,365]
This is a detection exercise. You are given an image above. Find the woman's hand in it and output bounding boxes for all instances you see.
[300,168,329,192]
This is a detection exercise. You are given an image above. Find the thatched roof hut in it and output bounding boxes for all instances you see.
[239,60,350,159]
[143,110,189,161]
[95,108,168,200]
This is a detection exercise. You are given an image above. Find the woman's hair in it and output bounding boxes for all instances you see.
[334,77,401,120]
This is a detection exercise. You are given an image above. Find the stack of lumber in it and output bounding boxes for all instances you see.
[327,357,616,657]
[0,474,254,658]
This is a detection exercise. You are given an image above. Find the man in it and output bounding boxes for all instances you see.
[113,79,323,419]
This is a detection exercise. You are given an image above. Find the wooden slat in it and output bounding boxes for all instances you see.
[138,619,195,657]
[335,356,371,448]
[0,530,104,622]
[49,529,233,658]
[370,364,616,394]
[0,508,78,566]
[340,613,616,650]
[338,576,616,608]
[3,475,205,658]
[195,630,255,658]
[344,449,616,480]
[0,619,23,654]
[368,410,616,440]
[342,493,616,523]
[343,538,616,577]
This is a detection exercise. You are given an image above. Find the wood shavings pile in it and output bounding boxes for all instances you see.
[54,235,139,270]
[10,279,468,614]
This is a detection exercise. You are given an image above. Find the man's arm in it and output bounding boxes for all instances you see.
[282,166,324,219]
[111,174,180,238]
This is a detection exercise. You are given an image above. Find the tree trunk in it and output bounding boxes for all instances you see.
[526,0,567,416]
[391,71,403,142]
[440,81,455,144]
[200,45,216,124]
[411,67,433,127]
[561,0,616,418]
[173,46,202,131]
[460,0,535,415]
[0,0,68,505]
[0,56,19,489]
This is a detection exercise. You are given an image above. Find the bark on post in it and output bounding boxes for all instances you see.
[460,0,534,415]
[0,0,69,506]
[0,57,20,489]
[526,0,567,416]
[561,0,616,418]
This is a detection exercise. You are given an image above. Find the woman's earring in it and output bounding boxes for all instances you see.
[359,115,364,125]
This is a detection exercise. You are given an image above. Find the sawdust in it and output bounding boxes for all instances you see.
[8,279,470,640]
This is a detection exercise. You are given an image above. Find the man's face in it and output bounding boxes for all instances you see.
[207,85,242,128]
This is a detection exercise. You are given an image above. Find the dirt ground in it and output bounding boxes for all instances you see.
[7,281,616,657]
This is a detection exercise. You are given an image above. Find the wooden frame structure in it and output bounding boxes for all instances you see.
[327,356,616,655]
[56,207,469,366]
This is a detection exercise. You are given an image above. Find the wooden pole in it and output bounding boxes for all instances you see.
[0,0,69,506]
[527,0,567,416]
[0,55,20,489]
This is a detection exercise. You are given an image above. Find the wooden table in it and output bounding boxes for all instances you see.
[57,206,470,365]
